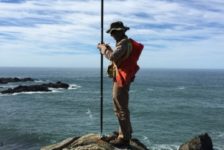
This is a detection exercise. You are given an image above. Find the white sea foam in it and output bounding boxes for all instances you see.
[143,136,149,141]
[151,144,179,150]
[147,88,154,91]
[49,88,63,93]
[142,135,151,146]
[177,86,186,90]
[12,91,52,95]
[217,132,224,138]
[68,84,81,90]
[0,87,66,96]
[34,80,44,83]
[129,90,136,93]
[86,108,93,120]
[1,90,60,96]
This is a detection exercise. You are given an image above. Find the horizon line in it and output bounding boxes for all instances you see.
[0,66,224,70]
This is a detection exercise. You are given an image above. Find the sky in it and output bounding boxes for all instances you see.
[0,0,224,69]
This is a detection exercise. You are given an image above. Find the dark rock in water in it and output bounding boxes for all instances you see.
[43,81,69,89]
[1,81,69,94]
[41,133,149,150]
[1,85,50,94]
[179,133,213,150]
[0,77,34,84]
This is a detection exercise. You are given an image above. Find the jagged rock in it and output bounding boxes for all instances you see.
[41,133,149,150]
[1,81,69,94]
[0,77,34,84]
[179,133,213,150]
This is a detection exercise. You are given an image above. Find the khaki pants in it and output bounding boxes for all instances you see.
[112,82,133,140]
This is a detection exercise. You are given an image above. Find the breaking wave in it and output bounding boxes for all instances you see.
[147,88,154,91]
[68,84,81,90]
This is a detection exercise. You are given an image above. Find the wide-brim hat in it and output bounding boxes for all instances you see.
[106,21,130,34]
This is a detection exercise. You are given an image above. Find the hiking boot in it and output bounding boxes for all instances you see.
[101,131,119,142]
[110,138,130,148]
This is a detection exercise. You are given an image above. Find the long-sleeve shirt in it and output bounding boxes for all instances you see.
[104,36,130,66]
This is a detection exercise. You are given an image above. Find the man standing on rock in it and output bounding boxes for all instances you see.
[97,21,144,147]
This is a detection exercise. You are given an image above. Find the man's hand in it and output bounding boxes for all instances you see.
[97,43,107,55]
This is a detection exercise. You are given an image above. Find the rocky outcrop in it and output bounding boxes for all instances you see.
[0,77,34,84]
[179,133,213,150]
[1,81,69,94]
[41,133,215,150]
[41,133,149,150]
[1,85,50,94]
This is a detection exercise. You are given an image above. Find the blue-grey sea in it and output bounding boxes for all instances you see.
[0,67,223,150]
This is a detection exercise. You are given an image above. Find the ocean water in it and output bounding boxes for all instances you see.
[0,67,224,150]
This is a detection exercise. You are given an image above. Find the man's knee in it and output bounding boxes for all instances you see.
[116,110,129,120]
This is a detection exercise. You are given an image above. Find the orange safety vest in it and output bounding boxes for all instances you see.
[115,38,144,87]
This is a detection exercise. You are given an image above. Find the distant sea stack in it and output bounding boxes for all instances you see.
[1,81,69,94]
[0,77,34,84]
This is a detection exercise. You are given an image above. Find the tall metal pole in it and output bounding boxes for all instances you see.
[100,0,104,135]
